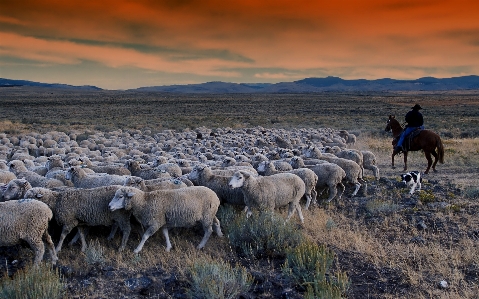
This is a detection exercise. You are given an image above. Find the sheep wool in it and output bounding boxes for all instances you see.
[109,186,223,253]
[0,199,58,265]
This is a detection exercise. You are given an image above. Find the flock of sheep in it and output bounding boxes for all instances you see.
[0,126,379,266]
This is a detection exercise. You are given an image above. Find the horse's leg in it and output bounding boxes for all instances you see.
[430,150,439,172]
[403,152,408,171]
[391,151,396,169]
[424,151,433,174]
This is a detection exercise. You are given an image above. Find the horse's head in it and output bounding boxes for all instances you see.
[385,115,395,132]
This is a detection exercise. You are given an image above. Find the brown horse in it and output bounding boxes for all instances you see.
[385,115,444,174]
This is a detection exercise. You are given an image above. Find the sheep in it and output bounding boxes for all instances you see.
[228,171,305,223]
[338,130,356,145]
[65,166,128,188]
[290,157,346,204]
[188,164,246,207]
[8,160,64,188]
[24,185,131,253]
[125,160,171,180]
[305,148,364,197]
[0,199,58,265]
[124,176,187,192]
[108,186,223,253]
[154,162,183,178]
[3,178,32,201]
[257,161,318,210]
[78,156,131,175]
[0,169,16,184]
[361,150,380,180]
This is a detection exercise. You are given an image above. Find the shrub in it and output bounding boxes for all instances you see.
[0,263,64,299]
[187,260,252,299]
[227,211,305,258]
[84,239,106,265]
[283,241,349,299]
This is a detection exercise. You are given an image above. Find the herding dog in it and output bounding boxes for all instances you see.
[401,171,422,194]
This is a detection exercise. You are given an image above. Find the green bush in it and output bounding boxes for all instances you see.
[187,260,253,299]
[227,211,305,258]
[0,263,64,299]
[283,241,349,299]
[85,239,107,265]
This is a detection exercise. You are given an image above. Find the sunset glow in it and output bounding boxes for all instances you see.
[1,0,479,89]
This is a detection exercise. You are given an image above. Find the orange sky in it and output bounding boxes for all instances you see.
[1,0,479,89]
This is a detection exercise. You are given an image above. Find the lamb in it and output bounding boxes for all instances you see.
[228,171,305,223]
[24,185,131,253]
[124,176,187,192]
[65,166,128,188]
[8,160,64,188]
[154,162,183,178]
[257,161,318,210]
[188,165,246,206]
[2,178,32,201]
[125,160,172,180]
[0,199,58,265]
[290,157,346,205]
[108,186,223,253]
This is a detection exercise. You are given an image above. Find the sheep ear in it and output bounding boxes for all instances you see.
[22,181,29,189]
[127,192,135,198]
[240,171,250,178]
[35,193,43,199]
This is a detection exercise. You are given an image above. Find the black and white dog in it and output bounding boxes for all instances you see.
[401,171,422,194]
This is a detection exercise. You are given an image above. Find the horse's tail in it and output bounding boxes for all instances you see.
[437,135,445,164]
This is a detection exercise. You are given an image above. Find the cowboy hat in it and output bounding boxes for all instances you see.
[411,104,422,110]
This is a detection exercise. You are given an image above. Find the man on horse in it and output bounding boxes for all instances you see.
[395,104,424,152]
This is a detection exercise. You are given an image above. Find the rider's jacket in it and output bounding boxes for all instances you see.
[405,110,423,127]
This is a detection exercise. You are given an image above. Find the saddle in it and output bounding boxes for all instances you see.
[392,128,423,151]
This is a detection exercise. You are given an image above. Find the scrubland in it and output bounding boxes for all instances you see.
[1,87,479,298]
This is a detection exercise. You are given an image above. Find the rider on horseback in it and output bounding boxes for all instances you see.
[395,104,424,152]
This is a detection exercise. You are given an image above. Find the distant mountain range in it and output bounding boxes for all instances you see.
[2,75,479,93]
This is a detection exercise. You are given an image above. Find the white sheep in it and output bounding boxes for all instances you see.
[257,161,318,210]
[3,178,32,201]
[65,166,128,188]
[305,148,364,197]
[188,164,246,207]
[78,156,131,175]
[108,186,223,253]
[289,156,346,204]
[125,160,172,180]
[8,160,64,188]
[0,199,58,265]
[124,176,187,191]
[24,185,131,253]
[228,171,305,223]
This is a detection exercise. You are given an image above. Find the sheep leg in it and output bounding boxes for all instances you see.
[337,183,345,199]
[78,227,88,252]
[107,223,119,240]
[68,227,90,246]
[197,225,213,250]
[326,184,338,203]
[213,217,223,237]
[351,182,361,197]
[43,230,58,265]
[161,227,173,252]
[118,222,132,252]
[295,204,304,223]
[25,238,44,266]
[134,225,159,253]
[56,225,75,253]
[304,194,312,210]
